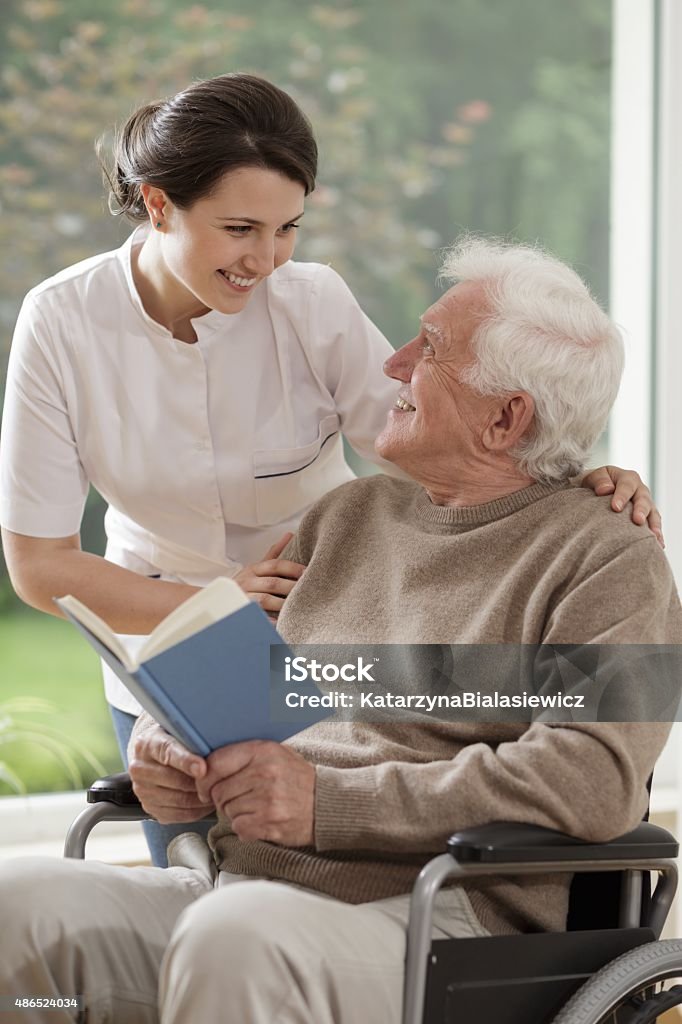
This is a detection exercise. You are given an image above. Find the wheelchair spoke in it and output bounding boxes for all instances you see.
[620,982,682,1024]
[550,941,682,1024]
[594,979,682,1024]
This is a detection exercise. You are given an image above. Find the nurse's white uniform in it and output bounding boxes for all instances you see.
[0,228,399,713]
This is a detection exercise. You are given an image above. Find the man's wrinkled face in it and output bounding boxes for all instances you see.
[376,281,499,477]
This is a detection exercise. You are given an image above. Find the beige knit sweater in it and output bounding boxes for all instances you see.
[209,477,681,933]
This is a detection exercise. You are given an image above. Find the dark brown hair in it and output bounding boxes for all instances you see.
[99,73,318,221]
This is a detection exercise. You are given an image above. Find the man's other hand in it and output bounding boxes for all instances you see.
[198,740,315,846]
[127,715,212,824]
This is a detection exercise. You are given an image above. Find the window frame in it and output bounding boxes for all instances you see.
[607,0,655,480]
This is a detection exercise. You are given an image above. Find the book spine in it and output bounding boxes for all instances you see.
[133,664,212,757]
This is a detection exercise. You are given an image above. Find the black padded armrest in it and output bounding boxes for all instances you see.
[87,771,142,808]
[447,821,678,864]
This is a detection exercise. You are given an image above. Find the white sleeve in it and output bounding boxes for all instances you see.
[307,266,400,467]
[0,293,88,537]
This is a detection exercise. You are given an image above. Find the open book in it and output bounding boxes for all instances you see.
[56,578,329,756]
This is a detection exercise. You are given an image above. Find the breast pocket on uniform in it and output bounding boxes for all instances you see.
[253,414,353,526]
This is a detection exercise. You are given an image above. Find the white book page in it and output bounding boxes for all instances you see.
[56,595,134,668]
[138,576,249,663]
[57,577,249,671]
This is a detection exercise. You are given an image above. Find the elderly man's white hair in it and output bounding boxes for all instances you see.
[439,236,624,482]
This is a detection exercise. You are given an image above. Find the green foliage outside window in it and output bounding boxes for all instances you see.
[0,0,611,357]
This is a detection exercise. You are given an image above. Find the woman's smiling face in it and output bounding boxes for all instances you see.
[143,165,306,317]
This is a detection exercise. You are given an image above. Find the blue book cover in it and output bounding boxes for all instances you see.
[58,593,331,757]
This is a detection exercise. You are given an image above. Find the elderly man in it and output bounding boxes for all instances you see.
[1,237,680,1024]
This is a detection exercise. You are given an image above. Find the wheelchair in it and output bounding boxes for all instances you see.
[65,772,682,1024]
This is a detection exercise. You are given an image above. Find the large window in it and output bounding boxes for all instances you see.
[1,0,615,798]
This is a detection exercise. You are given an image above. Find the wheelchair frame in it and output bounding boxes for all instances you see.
[65,773,680,1024]
[404,826,678,1024]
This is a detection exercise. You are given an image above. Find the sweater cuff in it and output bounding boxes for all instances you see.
[314,764,379,850]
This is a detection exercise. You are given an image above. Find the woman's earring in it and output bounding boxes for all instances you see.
[156,221,162,228]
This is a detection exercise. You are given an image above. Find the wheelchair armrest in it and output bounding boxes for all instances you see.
[447,821,679,864]
[87,771,142,808]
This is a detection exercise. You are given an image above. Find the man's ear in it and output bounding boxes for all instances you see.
[482,393,535,452]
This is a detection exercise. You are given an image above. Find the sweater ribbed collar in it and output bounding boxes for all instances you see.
[414,480,570,529]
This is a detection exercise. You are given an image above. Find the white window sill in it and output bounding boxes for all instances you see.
[0,781,677,865]
[0,790,149,864]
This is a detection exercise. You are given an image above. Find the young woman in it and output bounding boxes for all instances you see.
[0,73,657,865]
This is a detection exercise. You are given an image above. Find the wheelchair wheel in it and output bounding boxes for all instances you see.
[550,939,682,1023]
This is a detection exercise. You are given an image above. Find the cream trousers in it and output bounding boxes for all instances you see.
[0,835,487,1024]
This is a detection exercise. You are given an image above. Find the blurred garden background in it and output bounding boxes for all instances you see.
[0,0,612,794]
